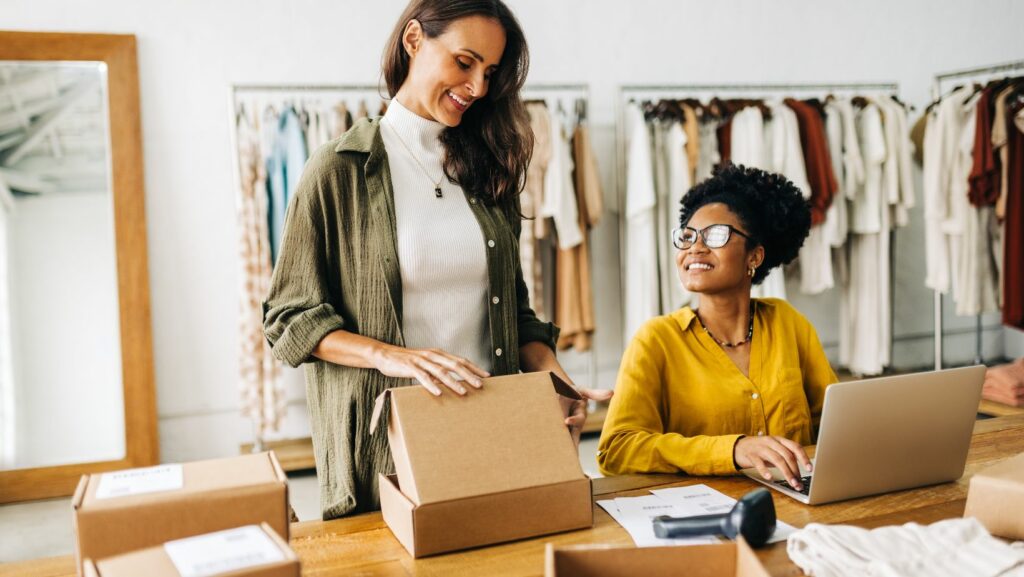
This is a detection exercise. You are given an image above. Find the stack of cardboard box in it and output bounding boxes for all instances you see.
[73,452,298,577]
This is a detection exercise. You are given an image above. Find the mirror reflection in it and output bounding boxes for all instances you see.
[0,60,124,470]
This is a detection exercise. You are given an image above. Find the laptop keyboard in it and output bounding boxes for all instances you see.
[774,476,812,496]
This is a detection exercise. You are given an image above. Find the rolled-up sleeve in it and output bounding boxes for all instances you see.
[263,163,347,368]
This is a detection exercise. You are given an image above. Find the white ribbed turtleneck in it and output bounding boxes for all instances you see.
[380,98,491,373]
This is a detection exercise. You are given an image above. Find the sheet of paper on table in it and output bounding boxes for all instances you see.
[597,484,798,548]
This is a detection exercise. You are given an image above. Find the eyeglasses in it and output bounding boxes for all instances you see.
[672,224,752,250]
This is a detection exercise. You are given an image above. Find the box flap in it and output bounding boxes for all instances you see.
[388,371,585,505]
[369,389,392,435]
[973,451,1024,482]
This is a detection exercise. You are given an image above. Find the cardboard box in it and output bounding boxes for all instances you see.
[964,451,1024,540]
[545,540,771,577]
[83,523,299,577]
[73,452,289,576]
[371,371,593,557]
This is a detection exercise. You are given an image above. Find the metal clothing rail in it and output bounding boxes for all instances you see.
[931,59,1024,371]
[614,81,900,367]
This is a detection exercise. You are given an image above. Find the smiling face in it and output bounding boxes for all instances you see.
[675,203,764,296]
[396,15,506,127]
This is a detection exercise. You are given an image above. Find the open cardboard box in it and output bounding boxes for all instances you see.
[372,371,594,558]
[83,523,299,577]
[965,451,1024,540]
[73,452,289,576]
[545,539,771,577]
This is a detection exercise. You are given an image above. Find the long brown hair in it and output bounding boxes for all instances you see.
[382,0,532,205]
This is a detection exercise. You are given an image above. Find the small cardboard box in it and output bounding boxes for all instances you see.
[371,371,593,558]
[83,523,299,577]
[964,451,1024,540]
[545,539,771,577]
[73,452,289,576]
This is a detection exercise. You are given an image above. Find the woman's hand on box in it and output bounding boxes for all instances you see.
[562,388,614,446]
[371,344,489,396]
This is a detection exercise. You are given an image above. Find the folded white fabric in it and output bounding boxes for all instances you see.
[787,517,1024,577]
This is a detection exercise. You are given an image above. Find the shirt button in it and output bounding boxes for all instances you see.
[751,393,759,400]
[470,197,478,205]
[495,348,503,357]
[492,296,500,304]
[487,239,495,248]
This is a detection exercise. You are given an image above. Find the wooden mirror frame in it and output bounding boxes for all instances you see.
[0,31,159,502]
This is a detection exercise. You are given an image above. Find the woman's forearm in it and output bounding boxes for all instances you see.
[312,329,392,369]
[519,341,575,386]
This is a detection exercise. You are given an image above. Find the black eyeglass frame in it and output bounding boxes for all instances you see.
[671,224,753,250]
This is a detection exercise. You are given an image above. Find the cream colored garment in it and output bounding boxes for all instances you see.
[235,110,283,437]
[523,103,552,319]
[788,518,1024,577]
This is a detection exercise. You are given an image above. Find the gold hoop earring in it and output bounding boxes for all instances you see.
[748,266,756,277]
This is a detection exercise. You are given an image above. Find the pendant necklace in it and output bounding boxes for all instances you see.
[385,120,444,198]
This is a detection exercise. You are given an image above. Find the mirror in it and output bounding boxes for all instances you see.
[0,32,158,502]
[0,60,125,470]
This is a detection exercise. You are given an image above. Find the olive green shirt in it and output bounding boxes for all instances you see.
[263,117,559,520]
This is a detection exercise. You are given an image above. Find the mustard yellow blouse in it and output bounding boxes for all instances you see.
[597,298,837,477]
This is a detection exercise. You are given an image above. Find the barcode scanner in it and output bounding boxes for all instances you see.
[651,488,777,548]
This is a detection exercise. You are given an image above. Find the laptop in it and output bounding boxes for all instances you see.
[741,365,986,505]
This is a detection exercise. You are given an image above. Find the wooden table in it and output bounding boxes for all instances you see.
[6,414,1024,577]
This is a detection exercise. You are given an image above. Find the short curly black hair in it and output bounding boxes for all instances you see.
[678,163,811,285]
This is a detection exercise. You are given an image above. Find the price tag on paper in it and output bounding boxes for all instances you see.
[94,464,183,500]
[164,525,286,577]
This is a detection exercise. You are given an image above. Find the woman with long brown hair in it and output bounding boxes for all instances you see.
[264,0,609,520]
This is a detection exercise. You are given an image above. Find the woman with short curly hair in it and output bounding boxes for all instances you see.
[597,164,837,491]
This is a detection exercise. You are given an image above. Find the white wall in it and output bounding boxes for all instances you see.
[4,0,1023,464]
[8,192,124,468]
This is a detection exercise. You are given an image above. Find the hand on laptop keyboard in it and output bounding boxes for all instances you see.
[734,435,813,491]
[775,476,813,496]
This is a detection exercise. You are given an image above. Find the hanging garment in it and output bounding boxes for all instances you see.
[651,121,672,314]
[850,104,887,235]
[266,107,309,264]
[624,104,661,342]
[923,86,974,293]
[679,101,701,185]
[730,106,766,169]
[879,98,916,228]
[1004,96,1024,329]
[541,106,583,250]
[787,518,1024,577]
[785,99,838,225]
[236,110,283,438]
[769,101,811,198]
[954,95,1000,317]
[969,86,1002,206]
[662,121,696,312]
[523,103,552,320]
[946,92,983,304]
[993,85,1016,220]
[787,99,838,296]
[823,102,849,249]
[556,124,603,352]
[695,119,721,183]
[842,102,889,376]
[717,116,733,164]
[332,101,354,139]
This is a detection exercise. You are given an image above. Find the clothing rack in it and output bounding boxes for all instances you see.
[931,60,1024,370]
[615,81,900,371]
[518,84,602,395]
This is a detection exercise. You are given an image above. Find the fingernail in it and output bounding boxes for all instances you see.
[459,388,467,395]
[763,473,772,480]
[473,380,483,388]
